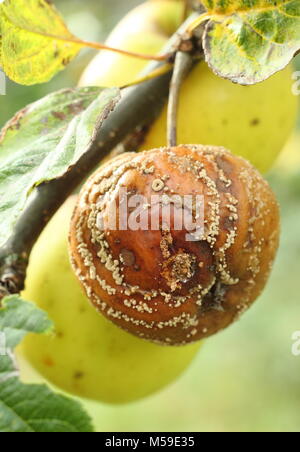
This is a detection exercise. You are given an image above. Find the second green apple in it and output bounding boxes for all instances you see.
[20,198,200,404]
[80,0,297,173]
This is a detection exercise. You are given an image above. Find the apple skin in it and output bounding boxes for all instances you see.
[79,0,297,174]
[142,63,297,174]
[20,197,201,404]
[79,0,183,88]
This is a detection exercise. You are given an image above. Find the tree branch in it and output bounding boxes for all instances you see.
[0,13,200,300]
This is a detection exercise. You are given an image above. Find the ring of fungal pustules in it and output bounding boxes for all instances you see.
[69,145,280,346]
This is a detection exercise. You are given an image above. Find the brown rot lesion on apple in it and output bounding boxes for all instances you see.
[69,144,280,346]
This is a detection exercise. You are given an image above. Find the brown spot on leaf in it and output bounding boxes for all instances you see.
[0,107,29,142]
[67,101,85,115]
[52,111,67,121]
[62,57,71,66]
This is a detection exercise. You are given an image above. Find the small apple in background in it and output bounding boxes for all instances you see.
[79,0,183,88]
[79,0,297,174]
[19,198,201,404]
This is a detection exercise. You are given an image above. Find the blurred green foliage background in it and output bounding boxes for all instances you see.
[1,0,300,433]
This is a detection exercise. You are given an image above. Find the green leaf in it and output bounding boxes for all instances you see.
[0,296,93,432]
[0,295,53,382]
[0,379,93,432]
[0,86,120,248]
[0,295,53,349]
[201,0,300,84]
[0,350,19,384]
[0,0,80,85]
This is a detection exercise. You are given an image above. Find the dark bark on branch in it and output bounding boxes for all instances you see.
[0,13,200,300]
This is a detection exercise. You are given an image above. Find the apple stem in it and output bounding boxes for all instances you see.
[74,38,171,62]
[23,26,172,62]
[167,51,194,147]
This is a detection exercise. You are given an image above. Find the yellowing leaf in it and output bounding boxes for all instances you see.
[202,0,274,14]
[0,0,80,85]
[201,0,300,84]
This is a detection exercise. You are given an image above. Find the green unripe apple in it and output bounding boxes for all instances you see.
[143,63,297,173]
[20,198,201,404]
[79,0,183,88]
[79,0,297,174]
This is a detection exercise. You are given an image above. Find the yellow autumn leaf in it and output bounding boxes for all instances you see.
[0,0,80,85]
[201,0,273,14]
[196,0,300,84]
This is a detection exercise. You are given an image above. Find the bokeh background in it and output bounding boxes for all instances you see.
[1,0,300,432]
